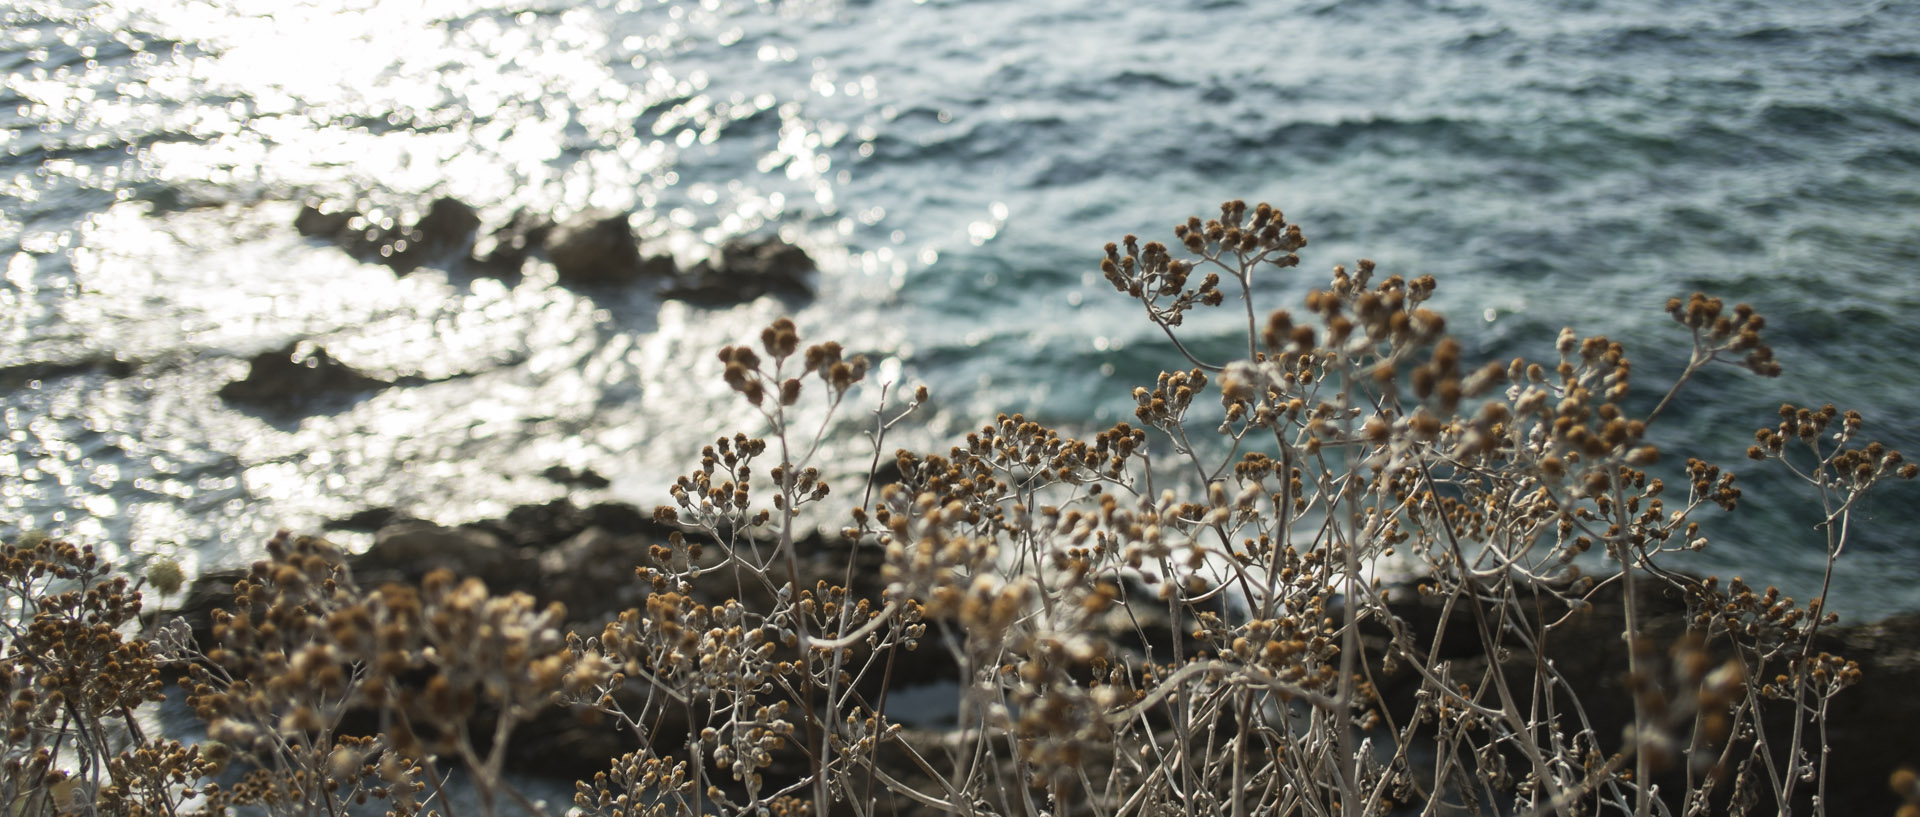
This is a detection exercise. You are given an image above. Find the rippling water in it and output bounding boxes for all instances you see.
[3,0,1917,616]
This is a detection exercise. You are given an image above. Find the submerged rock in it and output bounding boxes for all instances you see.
[293,197,481,273]
[217,342,389,413]
[540,464,612,489]
[0,353,138,387]
[660,235,814,304]
[546,212,656,284]
[293,198,814,308]
[385,196,481,271]
[293,204,355,239]
[468,208,555,276]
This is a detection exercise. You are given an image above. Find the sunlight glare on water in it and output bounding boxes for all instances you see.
[0,0,920,573]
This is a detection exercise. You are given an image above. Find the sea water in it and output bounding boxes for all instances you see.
[2,0,1917,617]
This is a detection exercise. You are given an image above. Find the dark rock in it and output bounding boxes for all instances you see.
[169,504,953,800]
[1364,576,1920,816]
[294,204,399,262]
[294,204,356,239]
[217,342,389,413]
[1811,611,1920,815]
[535,527,653,616]
[493,498,594,549]
[321,506,419,533]
[296,197,481,273]
[540,465,612,490]
[173,565,248,640]
[660,235,814,304]
[0,353,138,387]
[463,499,674,551]
[384,196,481,271]
[546,212,650,284]
[581,501,656,534]
[356,520,538,595]
[469,208,555,276]
[639,253,678,277]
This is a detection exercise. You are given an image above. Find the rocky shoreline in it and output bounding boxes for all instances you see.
[292,195,815,298]
[176,498,1920,814]
[205,195,823,417]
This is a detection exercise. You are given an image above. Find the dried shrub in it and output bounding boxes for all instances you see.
[3,200,1912,817]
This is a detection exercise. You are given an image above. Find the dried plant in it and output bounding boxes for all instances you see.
[1,535,214,815]
[3,200,1913,817]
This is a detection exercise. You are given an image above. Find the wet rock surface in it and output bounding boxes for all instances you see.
[0,353,139,387]
[295,197,480,273]
[291,197,816,306]
[399,196,483,267]
[539,464,612,489]
[216,342,390,414]
[468,207,554,276]
[660,235,814,304]
[544,211,652,285]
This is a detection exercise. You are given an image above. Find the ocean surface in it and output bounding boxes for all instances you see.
[2,0,1917,618]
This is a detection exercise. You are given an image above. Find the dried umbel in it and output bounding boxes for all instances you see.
[1,536,218,816]
[1667,292,1780,378]
[170,530,592,816]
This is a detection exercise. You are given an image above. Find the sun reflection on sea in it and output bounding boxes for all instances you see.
[0,0,926,570]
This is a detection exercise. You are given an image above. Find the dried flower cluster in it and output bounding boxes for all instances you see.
[3,200,1913,817]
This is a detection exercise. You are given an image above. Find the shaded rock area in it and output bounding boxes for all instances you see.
[318,506,419,533]
[178,496,1920,814]
[216,342,389,414]
[291,196,813,304]
[1365,577,1920,816]
[177,498,950,785]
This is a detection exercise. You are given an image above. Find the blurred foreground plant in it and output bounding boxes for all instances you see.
[3,200,1913,817]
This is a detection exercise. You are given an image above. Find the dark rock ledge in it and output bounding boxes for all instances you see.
[177,498,953,785]
[217,342,389,415]
[176,501,1920,814]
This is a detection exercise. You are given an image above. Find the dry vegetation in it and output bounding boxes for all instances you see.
[3,201,1915,817]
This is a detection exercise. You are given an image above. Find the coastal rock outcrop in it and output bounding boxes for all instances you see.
[468,208,555,276]
[396,196,482,268]
[539,464,612,489]
[172,504,1920,814]
[176,498,945,782]
[290,198,811,306]
[545,211,665,285]
[0,353,138,387]
[660,235,815,303]
[1365,577,1919,816]
[217,342,388,413]
[294,197,481,273]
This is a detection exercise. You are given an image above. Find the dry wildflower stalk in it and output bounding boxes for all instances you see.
[1,535,215,816]
[3,200,1914,817]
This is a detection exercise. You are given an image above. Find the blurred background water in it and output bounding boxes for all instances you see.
[1,0,1916,617]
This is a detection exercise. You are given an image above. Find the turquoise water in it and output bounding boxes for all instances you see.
[2,0,1917,616]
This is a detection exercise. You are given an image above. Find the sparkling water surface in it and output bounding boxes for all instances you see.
[2,0,1918,617]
